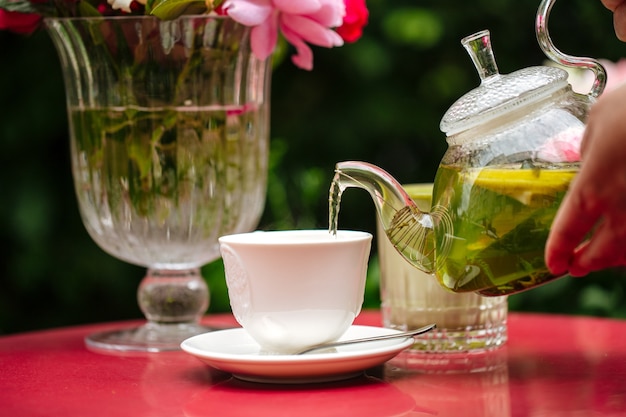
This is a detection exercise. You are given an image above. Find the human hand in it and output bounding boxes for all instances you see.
[545,82,626,277]
[601,0,626,40]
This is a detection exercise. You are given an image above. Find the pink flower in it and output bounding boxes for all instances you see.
[223,0,346,70]
[0,9,41,34]
[335,0,368,43]
[536,126,583,163]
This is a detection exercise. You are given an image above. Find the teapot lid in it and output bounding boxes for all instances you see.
[440,30,569,136]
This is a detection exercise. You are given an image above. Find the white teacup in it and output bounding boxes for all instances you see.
[219,230,372,354]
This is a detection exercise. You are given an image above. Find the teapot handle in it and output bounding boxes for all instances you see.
[536,0,607,98]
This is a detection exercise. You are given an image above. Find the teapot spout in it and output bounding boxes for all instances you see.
[330,161,436,274]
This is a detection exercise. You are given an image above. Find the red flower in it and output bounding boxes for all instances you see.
[336,0,368,43]
[0,9,41,34]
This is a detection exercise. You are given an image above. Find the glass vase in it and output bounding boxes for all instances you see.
[45,15,271,353]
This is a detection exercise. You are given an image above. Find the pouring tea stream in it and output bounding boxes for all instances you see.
[329,0,606,297]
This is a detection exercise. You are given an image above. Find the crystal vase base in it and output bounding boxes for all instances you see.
[85,322,212,353]
[85,268,211,353]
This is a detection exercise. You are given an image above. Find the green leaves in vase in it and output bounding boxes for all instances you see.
[0,0,226,21]
[148,0,212,20]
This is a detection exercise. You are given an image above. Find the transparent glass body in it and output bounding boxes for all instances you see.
[46,15,271,352]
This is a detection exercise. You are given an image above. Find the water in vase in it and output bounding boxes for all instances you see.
[70,104,267,269]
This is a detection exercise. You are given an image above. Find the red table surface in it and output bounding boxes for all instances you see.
[1,311,626,417]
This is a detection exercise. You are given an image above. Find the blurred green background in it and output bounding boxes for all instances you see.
[2,0,626,335]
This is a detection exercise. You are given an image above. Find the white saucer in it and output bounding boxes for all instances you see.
[181,325,414,383]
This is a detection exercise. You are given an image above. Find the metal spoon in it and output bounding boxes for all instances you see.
[295,323,436,355]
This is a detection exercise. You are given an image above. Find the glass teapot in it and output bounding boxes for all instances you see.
[329,0,607,296]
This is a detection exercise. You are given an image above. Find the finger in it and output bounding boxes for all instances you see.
[602,0,626,11]
[569,219,626,275]
[545,181,601,275]
[614,2,626,41]
[567,240,591,277]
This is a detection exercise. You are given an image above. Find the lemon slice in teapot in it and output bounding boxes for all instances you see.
[468,167,576,205]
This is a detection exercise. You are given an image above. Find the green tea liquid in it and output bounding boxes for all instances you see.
[430,164,576,295]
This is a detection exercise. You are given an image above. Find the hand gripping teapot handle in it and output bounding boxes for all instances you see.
[536,0,607,98]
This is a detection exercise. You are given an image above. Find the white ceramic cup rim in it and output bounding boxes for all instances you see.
[219,229,372,245]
